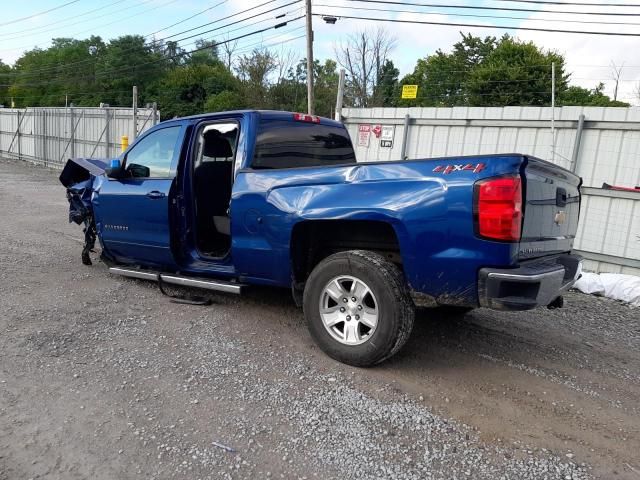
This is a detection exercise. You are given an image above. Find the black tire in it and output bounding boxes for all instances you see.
[303,250,415,367]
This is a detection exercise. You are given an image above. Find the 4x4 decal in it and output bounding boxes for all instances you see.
[433,163,485,174]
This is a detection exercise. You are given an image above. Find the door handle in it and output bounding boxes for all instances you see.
[146,190,166,199]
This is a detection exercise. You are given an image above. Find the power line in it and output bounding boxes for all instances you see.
[88,16,304,79]
[232,27,306,55]
[313,12,640,35]
[0,25,304,88]
[346,0,640,16]
[0,0,129,38]
[496,0,640,6]
[6,16,304,87]
[1,0,300,79]
[315,3,640,26]
[158,1,301,45]
[147,0,230,38]
[0,0,81,27]
[0,0,173,47]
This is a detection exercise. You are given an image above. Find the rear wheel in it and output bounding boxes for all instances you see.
[303,250,415,367]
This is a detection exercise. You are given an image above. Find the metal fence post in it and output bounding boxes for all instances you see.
[570,114,585,173]
[400,113,411,160]
[69,106,75,158]
[152,102,158,125]
[16,109,21,161]
[42,110,48,167]
[105,107,111,158]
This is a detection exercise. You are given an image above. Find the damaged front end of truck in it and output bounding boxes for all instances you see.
[59,158,110,266]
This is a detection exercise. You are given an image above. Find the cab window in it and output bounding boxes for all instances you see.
[125,126,181,178]
[252,120,356,169]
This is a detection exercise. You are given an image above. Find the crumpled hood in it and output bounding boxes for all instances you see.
[59,157,110,188]
[59,157,111,224]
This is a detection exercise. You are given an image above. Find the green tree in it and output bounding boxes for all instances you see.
[236,49,277,109]
[559,83,629,107]
[95,35,165,107]
[204,90,246,112]
[313,59,339,117]
[0,60,11,106]
[9,36,105,107]
[466,35,567,106]
[372,59,399,107]
[189,39,221,66]
[151,62,240,118]
[399,33,496,107]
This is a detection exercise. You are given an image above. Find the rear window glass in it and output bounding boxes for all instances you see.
[252,120,356,169]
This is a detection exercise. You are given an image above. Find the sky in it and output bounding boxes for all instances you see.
[1,0,640,104]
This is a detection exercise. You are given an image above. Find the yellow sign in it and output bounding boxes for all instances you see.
[401,84,418,99]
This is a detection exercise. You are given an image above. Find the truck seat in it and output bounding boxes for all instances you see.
[194,131,234,253]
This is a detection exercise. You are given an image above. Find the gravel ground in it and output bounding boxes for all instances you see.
[1,158,639,480]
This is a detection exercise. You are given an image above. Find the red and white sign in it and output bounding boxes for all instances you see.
[358,124,371,147]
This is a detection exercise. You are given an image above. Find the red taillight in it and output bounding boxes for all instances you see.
[293,112,321,123]
[475,176,523,241]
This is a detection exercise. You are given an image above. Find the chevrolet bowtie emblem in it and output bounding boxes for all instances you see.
[554,211,566,225]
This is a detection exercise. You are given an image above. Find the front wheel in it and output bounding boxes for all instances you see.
[303,250,415,367]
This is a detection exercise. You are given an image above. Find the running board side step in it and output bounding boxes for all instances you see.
[108,267,243,294]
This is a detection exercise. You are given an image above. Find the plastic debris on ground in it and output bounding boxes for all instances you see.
[574,272,640,308]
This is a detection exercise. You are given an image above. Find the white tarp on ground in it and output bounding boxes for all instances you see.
[574,273,640,307]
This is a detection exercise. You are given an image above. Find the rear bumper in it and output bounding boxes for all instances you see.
[478,254,582,310]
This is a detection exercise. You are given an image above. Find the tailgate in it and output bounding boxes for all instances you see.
[519,156,581,260]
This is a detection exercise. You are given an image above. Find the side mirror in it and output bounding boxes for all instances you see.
[105,158,123,179]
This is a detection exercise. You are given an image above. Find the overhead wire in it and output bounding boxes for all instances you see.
[314,3,640,26]
[312,11,640,35]
[147,0,230,38]
[0,0,166,42]
[0,0,81,27]
[345,0,640,16]
[4,15,305,88]
[496,0,640,6]
[0,0,129,38]
[0,0,179,56]
[0,0,301,79]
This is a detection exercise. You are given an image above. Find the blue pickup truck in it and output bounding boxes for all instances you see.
[60,110,582,366]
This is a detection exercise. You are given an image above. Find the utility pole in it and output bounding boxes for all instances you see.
[335,68,345,121]
[305,0,315,115]
[551,62,555,161]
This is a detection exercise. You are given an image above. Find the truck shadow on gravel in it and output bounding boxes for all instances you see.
[235,285,529,369]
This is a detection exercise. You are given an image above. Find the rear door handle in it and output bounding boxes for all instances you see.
[146,190,166,199]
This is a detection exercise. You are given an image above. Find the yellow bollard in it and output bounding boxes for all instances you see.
[121,135,129,152]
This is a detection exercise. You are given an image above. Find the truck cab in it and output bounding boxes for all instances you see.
[88,111,358,285]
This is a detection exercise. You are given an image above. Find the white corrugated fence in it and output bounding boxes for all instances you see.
[0,106,159,170]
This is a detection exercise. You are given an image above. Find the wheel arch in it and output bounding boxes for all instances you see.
[289,218,404,289]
